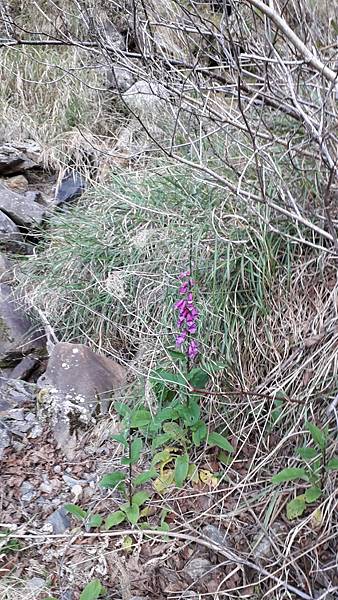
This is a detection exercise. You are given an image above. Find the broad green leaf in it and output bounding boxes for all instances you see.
[168,350,186,361]
[64,503,87,520]
[130,409,152,428]
[111,434,128,446]
[122,503,140,525]
[306,422,326,451]
[188,367,210,389]
[122,437,143,465]
[207,432,234,453]
[175,453,189,487]
[155,406,179,424]
[132,491,150,506]
[187,462,200,484]
[192,420,207,446]
[151,369,186,386]
[89,514,102,528]
[152,433,175,450]
[114,402,131,417]
[179,398,200,426]
[286,496,306,520]
[80,579,103,600]
[105,511,126,529]
[305,487,322,503]
[133,469,157,485]
[163,421,187,442]
[327,457,338,470]
[297,447,318,460]
[272,467,308,484]
[99,471,126,489]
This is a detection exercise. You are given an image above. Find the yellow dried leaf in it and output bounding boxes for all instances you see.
[122,535,133,553]
[153,469,175,494]
[199,469,219,488]
[311,508,323,530]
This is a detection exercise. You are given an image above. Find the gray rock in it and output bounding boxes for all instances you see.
[0,254,13,284]
[47,506,71,534]
[122,80,169,121]
[27,577,46,592]
[0,379,36,415]
[184,557,213,582]
[107,66,136,93]
[60,591,74,600]
[21,481,37,502]
[0,210,24,252]
[38,342,126,451]
[10,355,39,380]
[0,423,10,458]
[0,184,45,227]
[55,172,86,205]
[202,524,229,548]
[0,283,46,366]
[0,143,38,176]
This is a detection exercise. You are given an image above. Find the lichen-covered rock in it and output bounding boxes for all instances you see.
[122,80,169,121]
[37,342,126,453]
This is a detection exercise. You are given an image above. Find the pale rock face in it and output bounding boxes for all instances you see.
[122,80,170,121]
[37,342,127,454]
[0,184,45,227]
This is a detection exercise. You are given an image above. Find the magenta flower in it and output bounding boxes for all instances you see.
[174,270,199,361]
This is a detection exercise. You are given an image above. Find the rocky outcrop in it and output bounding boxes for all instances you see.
[0,141,40,175]
[37,342,126,454]
[0,283,46,367]
[0,184,45,228]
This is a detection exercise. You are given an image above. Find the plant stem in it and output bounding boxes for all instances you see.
[128,426,133,507]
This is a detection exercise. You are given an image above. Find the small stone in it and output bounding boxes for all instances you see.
[27,577,46,592]
[21,481,37,502]
[40,482,53,494]
[47,507,71,534]
[184,558,213,582]
[202,524,229,548]
[5,175,29,192]
[54,465,62,474]
[71,484,82,499]
[55,171,86,205]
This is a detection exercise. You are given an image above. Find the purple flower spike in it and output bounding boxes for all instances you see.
[187,340,198,360]
[176,330,187,347]
[174,268,199,362]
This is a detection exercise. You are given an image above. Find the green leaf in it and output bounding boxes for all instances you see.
[89,514,102,528]
[80,579,103,600]
[99,471,126,489]
[122,503,140,525]
[188,367,210,389]
[114,402,131,417]
[272,467,308,484]
[152,433,175,450]
[207,432,234,453]
[168,349,186,361]
[297,447,318,460]
[286,496,306,520]
[155,406,179,424]
[133,469,157,485]
[327,457,338,471]
[64,503,87,520]
[132,491,150,506]
[152,449,172,465]
[179,398,200,427]
[175,453,189,487]
[130,409,152,428]
[105,511,126,529]
[111,434,128,446]
[122,437,143,465]
[151,369,186,387]
[192,420,207,446]
[305,487,322,503]
[163,421,187,441]
[306,422,326,451]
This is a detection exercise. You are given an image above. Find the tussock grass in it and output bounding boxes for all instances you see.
[18,166,338,405]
